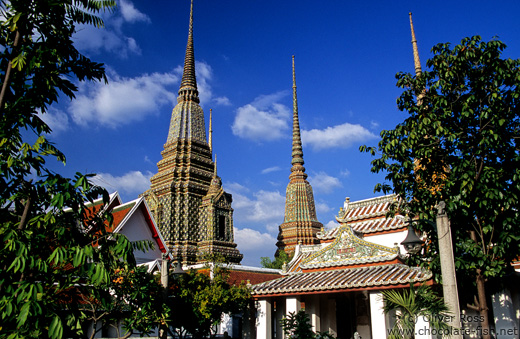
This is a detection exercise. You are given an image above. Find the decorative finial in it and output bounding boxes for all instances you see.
[209,108,213,152]
[290,55,307,179]
[214,154,217,177]
[178,0,199,103]
[409,12,422,77]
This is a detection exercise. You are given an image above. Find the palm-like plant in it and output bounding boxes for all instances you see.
[382,284,453,339]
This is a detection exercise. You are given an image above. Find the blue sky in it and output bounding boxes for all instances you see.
[43,0,520,266]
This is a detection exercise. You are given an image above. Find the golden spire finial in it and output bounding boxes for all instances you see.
[178,0,199,103]
[290,55,306,178]
[209,108,213,152]
[409,12,422,77]
[214,154,217,177]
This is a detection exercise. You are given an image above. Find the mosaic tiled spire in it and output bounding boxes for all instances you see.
[276,56,323,255]
[142,0,242,265]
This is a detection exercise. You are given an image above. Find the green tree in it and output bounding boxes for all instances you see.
[382,284,452,339]
[260,250,292,269]
[168,265,251,339]
[0,1,161,338]
[361,36,520,336]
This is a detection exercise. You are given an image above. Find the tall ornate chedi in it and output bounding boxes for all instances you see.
[142,0,242,265]
[276,56,323,255]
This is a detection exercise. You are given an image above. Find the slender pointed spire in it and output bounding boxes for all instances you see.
[214,154,217,177]
[209,108,213,152]
[409,12,422,77]
[178,0,199,103]
[290,55,307,179]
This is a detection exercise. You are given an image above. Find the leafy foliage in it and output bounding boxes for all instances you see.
[0,1,169,338]
[260,250,292,269]
[382,284,452,339]
[361,36,520,282]
[280,310,334,339]
[167,265,251,339]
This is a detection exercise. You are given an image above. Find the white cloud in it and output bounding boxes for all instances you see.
[324,219,340,230]
[316,201,333,214]
[308,171,342,194]
[302,122,377,150]
[232,91,291,141]
[340,169,351,177]
[119,0,151,23]
[234,227,279,266]
[234,227,277,251]
[225,185,285,225]
[214,96,231,106]
[224,182,249,194]
[69,69,178,127]
[92,170,153,196]
[73,0,149,58]
[39,107,69,133]
[261,166,282,174]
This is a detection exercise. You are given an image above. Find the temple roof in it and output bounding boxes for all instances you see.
[252,263,432,296]
[300,226,399,270]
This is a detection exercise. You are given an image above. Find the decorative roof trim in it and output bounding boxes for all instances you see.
[300,225,398,269]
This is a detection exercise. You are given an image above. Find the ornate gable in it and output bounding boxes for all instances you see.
[301,225,399,269]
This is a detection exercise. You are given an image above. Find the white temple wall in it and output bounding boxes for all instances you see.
[256,299,272,339]
[369,291,387,339]
[491,289,519,339]
[363,231,408,254]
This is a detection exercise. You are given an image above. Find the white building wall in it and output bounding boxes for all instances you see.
[369,291,387,339]
[492,289,519,339]
[120,209,163,264]
[363,231,408,254]
[257,299,272,339]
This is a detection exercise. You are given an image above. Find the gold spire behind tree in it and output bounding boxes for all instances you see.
[409,12,422,77]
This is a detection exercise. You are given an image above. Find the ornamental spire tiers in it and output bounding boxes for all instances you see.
[276,56,323,256]
[178,0,199,103]
[290,55,307,179]
[141,1,242,265]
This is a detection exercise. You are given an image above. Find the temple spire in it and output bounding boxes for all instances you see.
[290,55,307,179]
[276,56,322,256]
[409,12,422,77]
[178,0,199,103]
[209,108,213,152]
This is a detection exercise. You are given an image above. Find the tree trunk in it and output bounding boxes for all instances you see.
[0,30,21,111]
[470,230,491,339]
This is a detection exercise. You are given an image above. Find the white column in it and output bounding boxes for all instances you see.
[492,289,518,339]
[286,297,301,315]
[369,291,387,339]
[308,296,321,332]
[220,313,232,337]
[415,315,432,339]
[326,298,337,337]
[256,299,272,339]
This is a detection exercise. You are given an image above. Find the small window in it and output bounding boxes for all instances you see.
[218,215,226,239]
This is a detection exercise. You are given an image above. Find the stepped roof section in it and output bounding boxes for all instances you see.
[276,56,323,255]
[253,195,431,297]
[318,194,407,240]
